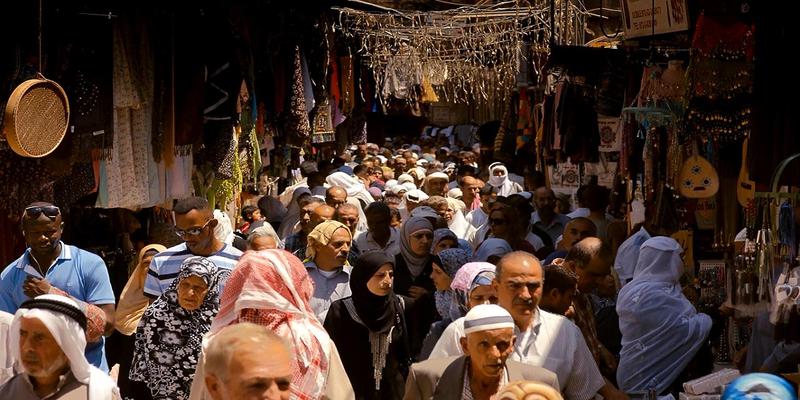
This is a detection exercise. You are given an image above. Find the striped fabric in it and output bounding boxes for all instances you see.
[143,243,242,298]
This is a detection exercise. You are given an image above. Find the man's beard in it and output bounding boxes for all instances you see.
[25,352,69,378]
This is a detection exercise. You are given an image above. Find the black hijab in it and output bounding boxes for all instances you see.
[351,252,398,333]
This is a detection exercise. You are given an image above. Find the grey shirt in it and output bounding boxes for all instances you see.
[0,372,87,400]
[305,261,352,322]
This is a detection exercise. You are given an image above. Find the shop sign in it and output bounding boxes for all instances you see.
[621,0,689,39]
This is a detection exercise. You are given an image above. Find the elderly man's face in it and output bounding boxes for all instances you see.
[314,228,351,268]
[336,207,359,234]
[460,327,515,380]
[19,317,69,378]
[207,342,292,400]
[325,188,347,209]
[494,254,543,328]
[561,220,597,251]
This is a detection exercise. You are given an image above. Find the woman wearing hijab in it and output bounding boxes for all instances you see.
[488,163,523,196]
[129,257,228,400]
[428,262,499,359]
[616,237,712,396]
[394,216,437,358]
[432,228,459,256]
[324,252,412,400]
[187,250,353,400]
[112,244,166,398]
[419,248,471,360]
[473,238,514,264]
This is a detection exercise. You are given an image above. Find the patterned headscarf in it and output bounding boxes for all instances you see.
[450,262,496,316]
[306,220,351,260]
[130,257,228,400]
[211,250,332,400]
[434,248,471,321]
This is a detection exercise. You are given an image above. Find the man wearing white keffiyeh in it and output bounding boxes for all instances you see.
[0,294,119,400]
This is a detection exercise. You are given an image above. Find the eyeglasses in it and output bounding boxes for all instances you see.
[489,218,507,226]
[24,206,61,220]
[175,220,212,239]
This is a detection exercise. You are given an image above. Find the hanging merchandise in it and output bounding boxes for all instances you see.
[678,149,719,199]
[285,45,312,147]
[335,2,587,106]
[311,97,335,144]
[3,75,70,158]
[598,117,621,152]
[686,14,754,142]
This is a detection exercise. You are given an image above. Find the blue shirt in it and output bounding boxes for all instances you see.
[0,243,116,371]
[304,261,352,322]
[144,243,242,298]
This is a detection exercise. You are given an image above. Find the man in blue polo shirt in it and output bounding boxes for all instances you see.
[144,197,242,299]
[0,202,116,371]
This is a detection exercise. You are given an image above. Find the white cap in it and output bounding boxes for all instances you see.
[405,189,429,204]
[398,174,415,185]
[426,172,449,182]
[463,304,515,335]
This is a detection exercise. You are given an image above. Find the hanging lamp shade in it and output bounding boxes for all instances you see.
[3,75,70,158]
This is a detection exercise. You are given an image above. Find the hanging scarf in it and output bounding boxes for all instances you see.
[130,257,227,400]
[450,262,496,316]
[400,216,434,278]
[115,244,167,336]
[286,45,311,147]
[211,250,331,400]
[347,252,399,390]
[433,248,471,321]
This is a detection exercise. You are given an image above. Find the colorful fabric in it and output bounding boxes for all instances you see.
[130,257,227,400]
[211,250,331,400]
[434,249,471,321]
[450,262,496,316]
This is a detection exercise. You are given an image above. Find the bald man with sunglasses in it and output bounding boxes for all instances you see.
[0,202,116,372]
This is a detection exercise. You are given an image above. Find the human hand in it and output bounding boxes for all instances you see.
[408,286,429,300]
[23,276,52,298]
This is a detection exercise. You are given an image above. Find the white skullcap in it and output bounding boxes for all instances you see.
[447,188,463,199]
[463,304,515,335]
[405,189,429,204]
[401,182,417,191]
[416,159,429,167]
[376,155,387,164]
[426,172,449,182]
[391,185,408,195]
[518,191,533,200]
[384,179,399,191]
[398,174,415,185]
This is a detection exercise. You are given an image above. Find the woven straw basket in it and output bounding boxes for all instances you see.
[2,75,69,158]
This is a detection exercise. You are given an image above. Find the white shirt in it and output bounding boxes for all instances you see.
[429,309,604,400]
[466,208,489,229]
[352,227,401,258]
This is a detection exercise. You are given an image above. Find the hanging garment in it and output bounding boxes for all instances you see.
[286,46,311,147]
[100,20,154,209]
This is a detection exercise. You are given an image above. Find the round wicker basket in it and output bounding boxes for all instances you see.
[2,75,70,158]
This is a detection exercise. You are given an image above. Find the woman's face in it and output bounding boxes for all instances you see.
[489,210,508,237]
[468,285,498,309]
[409,229,433,257]
[177,275,209,311]
[433,238,458,255]
[367,264,394,296]
[138,250,158,279]
[430,262,452,291]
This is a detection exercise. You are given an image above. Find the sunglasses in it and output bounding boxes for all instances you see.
[24,206,61,220]
[175,219,213,239]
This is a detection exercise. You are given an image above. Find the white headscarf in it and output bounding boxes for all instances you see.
[9,295,118,400]
[614,227,651,285]
[0,311,12,385]
[616,237,712,394]
[213,209,235,245]
[325,172,374,209]
[488,163,521,196]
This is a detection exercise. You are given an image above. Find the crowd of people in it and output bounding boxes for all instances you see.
[0,140,795,400]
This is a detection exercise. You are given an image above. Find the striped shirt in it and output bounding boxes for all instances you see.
[144,243,242,298]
